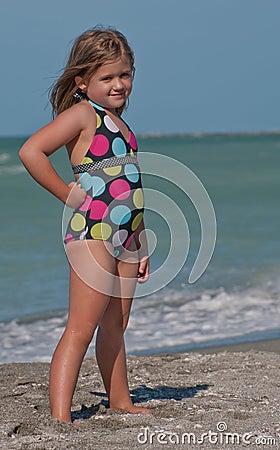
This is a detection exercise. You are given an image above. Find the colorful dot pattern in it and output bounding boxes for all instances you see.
[65,99,144,255]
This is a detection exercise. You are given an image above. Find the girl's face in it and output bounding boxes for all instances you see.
[80,54,133,112]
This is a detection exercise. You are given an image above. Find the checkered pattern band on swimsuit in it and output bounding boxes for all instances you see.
[72,154,139,174]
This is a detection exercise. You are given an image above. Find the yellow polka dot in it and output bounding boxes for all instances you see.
[132,212,143,231]
[71,213,86,232]
[81,156,93,164]
[130,148,134,156]
[90,223,112,240]
[133,189,144,209]
[103,165,122,176]
[96,113,102,128]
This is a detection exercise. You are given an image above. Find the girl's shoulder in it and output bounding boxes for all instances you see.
[57,100,97,130]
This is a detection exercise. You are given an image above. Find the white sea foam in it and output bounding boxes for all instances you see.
[0,151,25,174]
[0,152,10,163]
[0,164,25,174]
[127,286,280,353]
[1,287,279,363]
[0,316,67,363]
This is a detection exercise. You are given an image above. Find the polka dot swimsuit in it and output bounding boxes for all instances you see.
[64,93,144,257]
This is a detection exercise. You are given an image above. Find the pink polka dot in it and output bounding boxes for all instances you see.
[109,179,131,200]
[90,135,109,156]
[128,131,137,150]
[89,200,108,220]
[125,232,135,249]
[79,195,92,211]
[64,233,75,243]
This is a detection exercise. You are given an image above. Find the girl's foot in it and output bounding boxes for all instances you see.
[110,404,152,414]
[51,415,72,423]
[51,416,79,429]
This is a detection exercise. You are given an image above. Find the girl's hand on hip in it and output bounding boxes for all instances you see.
[66,181,87,209]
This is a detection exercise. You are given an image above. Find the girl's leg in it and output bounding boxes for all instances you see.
[49,241,115,422]
[95,242,152,414]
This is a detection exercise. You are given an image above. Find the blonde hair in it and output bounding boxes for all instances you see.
[50,27,135,116]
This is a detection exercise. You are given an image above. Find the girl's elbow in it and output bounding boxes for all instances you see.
[18,146,25,162]
[19,143,34,163]
[19,139,30,158]
[18,145,27,163]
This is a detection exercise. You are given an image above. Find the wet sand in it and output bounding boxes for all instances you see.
[191,337,280,355]
[1,339,280,449]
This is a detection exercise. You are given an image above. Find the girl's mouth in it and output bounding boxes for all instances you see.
[111,93,125,98]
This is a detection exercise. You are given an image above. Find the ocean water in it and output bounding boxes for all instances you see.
[0,134,280,362]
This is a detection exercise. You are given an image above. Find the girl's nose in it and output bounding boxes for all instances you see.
[113,78,124,90]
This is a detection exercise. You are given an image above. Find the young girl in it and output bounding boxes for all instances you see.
[19,27,151,423]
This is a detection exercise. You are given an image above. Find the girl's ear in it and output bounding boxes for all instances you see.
[75,76,87,90]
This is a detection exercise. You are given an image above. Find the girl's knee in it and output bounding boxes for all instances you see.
[100,298,132,332]
[64,324,95,348]
[99,316,129,337]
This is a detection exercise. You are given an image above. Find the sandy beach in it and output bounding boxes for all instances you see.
[1,339,280,449]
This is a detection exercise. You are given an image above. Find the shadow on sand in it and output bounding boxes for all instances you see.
[71,383,209,420]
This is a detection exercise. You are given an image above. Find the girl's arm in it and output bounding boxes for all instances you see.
[19,102,94,207]
[134,218,150,282]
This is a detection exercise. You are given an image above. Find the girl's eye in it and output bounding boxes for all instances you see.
[101,73,132,81]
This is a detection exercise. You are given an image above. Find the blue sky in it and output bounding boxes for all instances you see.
[1,0,280,136]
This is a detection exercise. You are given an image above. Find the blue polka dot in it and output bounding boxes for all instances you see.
[114,249,120,257]
[112,137,127,157]
[110,205,131,225]
[80,173,93,191]
[124,164,139,183]
[80,174,105,195]
[92,176,106,196]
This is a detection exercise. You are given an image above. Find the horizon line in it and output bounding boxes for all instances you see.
[1,129,280,139]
